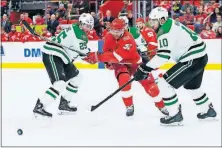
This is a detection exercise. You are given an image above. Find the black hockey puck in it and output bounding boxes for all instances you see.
[17,129,23,135]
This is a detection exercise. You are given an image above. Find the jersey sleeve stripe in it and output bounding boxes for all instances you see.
[187,42,204,52]
[157,53,170,59]
[148,42,158,46]
[46,41,64,49]
[43,45,71,63]
[157,50,171,53]
[113,51,123,61]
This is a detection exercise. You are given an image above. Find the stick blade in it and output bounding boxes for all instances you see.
[91,105,97,112]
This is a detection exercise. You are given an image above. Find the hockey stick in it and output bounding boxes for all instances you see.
[21,20,87,56]
[91,77,135,111]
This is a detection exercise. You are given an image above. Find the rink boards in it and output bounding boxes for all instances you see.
[1,39,221,70]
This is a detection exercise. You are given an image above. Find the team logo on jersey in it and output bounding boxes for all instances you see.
[123,44,132,50]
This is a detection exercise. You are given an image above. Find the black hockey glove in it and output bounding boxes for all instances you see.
[134,63,154,81]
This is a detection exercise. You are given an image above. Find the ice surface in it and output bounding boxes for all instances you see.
[2,69,221,146]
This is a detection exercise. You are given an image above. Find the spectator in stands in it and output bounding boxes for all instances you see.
[46,5,54,15]
[195,6,208,24]
[183,7,195,25]
[55,26,62,36]
[47,14,59,36]
[24,13,33,25]
[44,13,51,24]
[210,7,222,23]
[102,22,110,38]
[42,27,52,38]
[212,15,222,32]
[127,10,133,27]
[1,27,9,41]
[55,12,63,21]
[57,3,66,19]
[65,3,76,20]
[73,0,89,14]
[200,22,216,39]
[120,0,129,15]
[8,25,21,41]
[180,0,195,15]
[35,14,44,25]
[1,14,11,33]
[91,11,102,37]
[172,0,183,17]
[216,26,222,38]
[194,17,205,34]
[103,10,115,24]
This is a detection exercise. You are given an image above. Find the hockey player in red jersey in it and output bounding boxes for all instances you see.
[84,18,168,116]
[136,18,158,58]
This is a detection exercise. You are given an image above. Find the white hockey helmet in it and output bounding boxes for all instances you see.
[79,13,94,32]
[149,7,168,27]
[119,16,129,30]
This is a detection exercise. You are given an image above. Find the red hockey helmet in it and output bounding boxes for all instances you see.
[110,18,125,39]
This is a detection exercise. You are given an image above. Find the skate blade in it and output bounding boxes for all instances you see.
[160,121,184,126]
[57,110,77,115]
[33,113,52,119]
[198,117,219,121]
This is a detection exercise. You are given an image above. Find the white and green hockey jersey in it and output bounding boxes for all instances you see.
[147,18,206,69]
[42,24,89,64]
[157,18,206,62]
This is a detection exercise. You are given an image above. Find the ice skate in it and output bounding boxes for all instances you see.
[197,103,217,120]
[160,104,183,126]
[126,105,134,117]
[58,97,77,115]
[33,99,52,118]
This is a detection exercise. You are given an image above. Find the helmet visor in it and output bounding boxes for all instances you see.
[110,28,124,39]
[81,23,93,32]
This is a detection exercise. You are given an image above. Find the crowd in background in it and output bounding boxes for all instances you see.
[1,0,222,42]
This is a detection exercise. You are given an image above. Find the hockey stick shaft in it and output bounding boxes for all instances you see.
[91,77,135,111]
[22,20,87,56]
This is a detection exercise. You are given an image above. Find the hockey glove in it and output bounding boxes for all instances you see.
[83,52,99,64]
[134,63,154,81]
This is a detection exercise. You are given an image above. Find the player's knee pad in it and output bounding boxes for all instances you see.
[144,83,160,97]
[118,73,131,91]
[68,72,82,88]
[52,80,66,94]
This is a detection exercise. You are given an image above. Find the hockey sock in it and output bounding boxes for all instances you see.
[187,88,211,113]
[118,73,133,107]
[158,77,179,116]
[40,87,60,107]
[40,80,66,107]
[62,82,78,102]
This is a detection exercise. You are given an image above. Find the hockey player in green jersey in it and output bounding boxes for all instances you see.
[134,7,217,125]
[33,13,94,117]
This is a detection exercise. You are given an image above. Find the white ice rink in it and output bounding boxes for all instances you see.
[2,69,221,146]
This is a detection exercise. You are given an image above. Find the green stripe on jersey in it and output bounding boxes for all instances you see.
[179,44,206,61]
[157,53,170,59]
[43,45,71,63]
